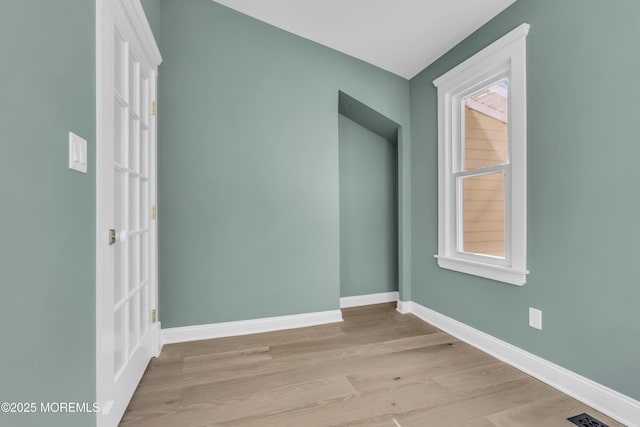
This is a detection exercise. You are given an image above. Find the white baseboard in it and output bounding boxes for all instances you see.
[340,291,399,308]
[151,321,162,357]
[161,310,343,345]
[396,300,412,314]
[404,301,640,427]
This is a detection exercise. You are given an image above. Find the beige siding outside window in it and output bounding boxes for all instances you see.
[462,88,508,258]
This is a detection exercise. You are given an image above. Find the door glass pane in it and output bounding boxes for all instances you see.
[140,180,148,230]
[140,283,148,336]
[129,116,139,172]
[114,170,127,303]
[115,170,126,231]
[141,77,149,127]
[114,103,124,164]
[129,54,139,115]
[128,293,138,355]
[129,234,139,292]
[129,176,139,231]
[140,127,149,177]
[463,79,509,171]
[461,172,505,258]
[141,231,149,283]
[114,244,124,304]
[114,305,126,373]
[114,29,124,95]
[138,178,148,230]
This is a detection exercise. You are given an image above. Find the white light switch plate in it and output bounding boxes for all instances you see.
[529,307,542,330]
[69,131,87,173]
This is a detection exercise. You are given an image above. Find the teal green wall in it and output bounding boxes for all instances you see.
[339,115,398,297]
[410,0,640,400]
[338,91,400,141]
[0,1,96,427]
[157,0,410,327]
[141,0,160,43]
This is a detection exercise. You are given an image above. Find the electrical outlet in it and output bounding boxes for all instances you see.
[529,307,542,330]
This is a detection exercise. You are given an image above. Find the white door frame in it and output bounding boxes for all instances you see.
[96,0,162,425]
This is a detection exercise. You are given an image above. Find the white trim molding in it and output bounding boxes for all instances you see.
[433,23,530,88]
[434,255,529,286]
[162,310,343,345]
[115,0,162,67]
[433,23,530,286]
[340,291,399,308]
[403,301,640,427]
[151,322,162,357]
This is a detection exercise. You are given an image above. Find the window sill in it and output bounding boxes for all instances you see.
[434,255,528,286]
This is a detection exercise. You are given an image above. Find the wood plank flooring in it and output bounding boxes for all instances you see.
[120,303,623,426]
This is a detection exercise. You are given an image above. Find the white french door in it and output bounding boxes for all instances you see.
[96,1,162,426]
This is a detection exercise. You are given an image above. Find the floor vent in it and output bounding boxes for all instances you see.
[567,413,609,427]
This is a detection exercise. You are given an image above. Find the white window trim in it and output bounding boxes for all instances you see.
[433,23,530,286]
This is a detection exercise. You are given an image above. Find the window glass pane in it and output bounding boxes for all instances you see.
[461,172,505,258]
[464,79,509,171]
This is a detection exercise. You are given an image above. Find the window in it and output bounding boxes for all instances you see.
[433,24,530,285]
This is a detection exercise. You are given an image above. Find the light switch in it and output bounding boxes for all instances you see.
[69,131,87,173]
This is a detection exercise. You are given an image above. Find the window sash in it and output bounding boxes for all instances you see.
[454,165,511,265]
[455,73,511,174]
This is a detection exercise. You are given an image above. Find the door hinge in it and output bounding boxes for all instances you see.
[151,309,157,323]
[151,205,156,220]
[151,101,157,116]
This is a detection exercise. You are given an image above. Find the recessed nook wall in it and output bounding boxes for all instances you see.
[338,91,401,299]
[339,114,398,297]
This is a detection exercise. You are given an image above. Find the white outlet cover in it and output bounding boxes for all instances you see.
[69,131,87,173]
[529,307,542,330]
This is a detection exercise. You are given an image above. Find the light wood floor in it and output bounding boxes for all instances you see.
[120,303,623,426]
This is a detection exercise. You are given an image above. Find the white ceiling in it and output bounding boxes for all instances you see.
[212,0,517,79]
